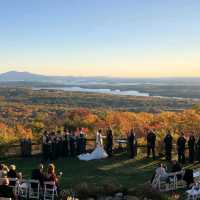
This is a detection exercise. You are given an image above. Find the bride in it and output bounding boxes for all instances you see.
[78,129,108,161]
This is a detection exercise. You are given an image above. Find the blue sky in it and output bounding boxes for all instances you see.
[0,0,200,77]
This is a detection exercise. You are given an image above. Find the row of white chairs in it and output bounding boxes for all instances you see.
[0,178,58,200]
[186,171,200,200]
[187,187,200,200]
[152,171,186,192]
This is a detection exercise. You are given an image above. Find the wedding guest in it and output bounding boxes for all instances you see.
[151,163,168,183]
[0,177,16,199]
[196,136,200,162]
[69,132,76,156]
[171,160,182,180]
[7,165,18,186]
[31,164,45,188]
[164,131,173,161]
[188,133,195,163]
[156,163,168,178]
[46,164,58,185]
[106,128,113,157]
[63,130,70,157]
[147,129,156,160]
[0,164,7,178]
[177,132,186,164]
[128,129,137,159]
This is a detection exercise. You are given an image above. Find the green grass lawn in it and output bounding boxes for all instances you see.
[1,152,200,199]
[1,153,160,188]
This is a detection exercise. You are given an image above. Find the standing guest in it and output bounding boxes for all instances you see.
[27,137,32,157]
[106,128,113,157]
[69,132,76,156]
[63,130,69,157]
[177,132,186,164]
[188,133,196,163]
[20,138,26,157]
[128,129,137,159]
[164,131,173,161]
[196,136,200,162]
[0,178,16,199]
[147,129,156,160]
[42,131,48,161]
[31,164,45,188]
[79,128,86,154]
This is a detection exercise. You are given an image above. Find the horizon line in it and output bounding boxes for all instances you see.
[1,70,200,79]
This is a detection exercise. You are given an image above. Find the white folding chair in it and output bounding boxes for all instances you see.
[29,180,40,199]
[166,172,176,191]
[151,174,160,189]
[186,187,200,200]
[17,179,29,199]
[44,181,58,200]
[174,171,186,189]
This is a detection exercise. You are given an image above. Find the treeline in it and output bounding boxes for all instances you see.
[1,102,200,146]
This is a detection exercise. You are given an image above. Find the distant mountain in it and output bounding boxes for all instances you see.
[0,71,46,81]
[1,71,200,86]
[0,71,113,84]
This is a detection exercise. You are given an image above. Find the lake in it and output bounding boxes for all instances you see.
[33,86,150,97]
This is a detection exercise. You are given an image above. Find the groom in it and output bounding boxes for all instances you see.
[106,128,113,157]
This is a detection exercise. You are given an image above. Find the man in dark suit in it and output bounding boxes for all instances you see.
[106,128,113,157]
[164,131,173,161]
[128,129,137,159]
[188,133,195,163]
[147,129,156,160]
[177,132,186,164]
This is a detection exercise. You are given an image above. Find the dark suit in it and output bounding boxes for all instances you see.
[128,132,137,158]
[177,136,186,164]
[147,131,156,159]
[188,136,195,163]
[164,134,173,161]
[106,129,113,157]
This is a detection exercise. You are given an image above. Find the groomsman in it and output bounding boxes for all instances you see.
[147,129,156,160]
[128,129,137,159]
[188,133,195,163]
[164,131,173,161]
[177,132,186,164]
[106,128,113,157]
[69,131,76,156]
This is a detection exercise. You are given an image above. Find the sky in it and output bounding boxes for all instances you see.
[0,0,200,77]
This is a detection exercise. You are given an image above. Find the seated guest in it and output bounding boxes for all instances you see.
[183,169,194,189]
[151,163,168,183]
[46,164,58,186]
[0,164,8,178]
[0,177,16,199]
[32,164,45,188]
[171,160,182,172]
[155,163,168,181]
[7,165,18,186]
[171,160,182,180]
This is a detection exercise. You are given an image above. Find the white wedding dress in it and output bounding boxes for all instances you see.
[78,132,108,161]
